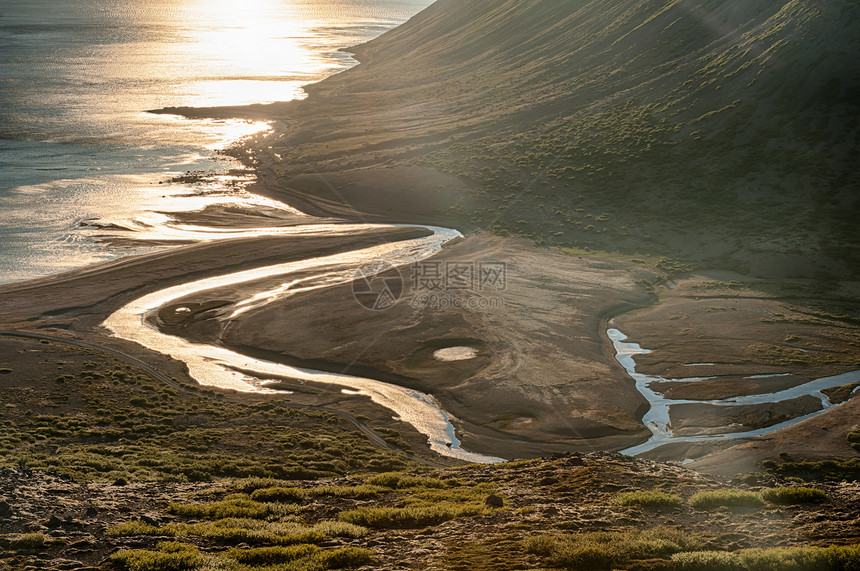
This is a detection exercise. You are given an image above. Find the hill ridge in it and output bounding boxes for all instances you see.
[242,0,860,278]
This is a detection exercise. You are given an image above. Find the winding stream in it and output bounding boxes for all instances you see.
[608,328,860,456]
[103,215,504,464]
[101,204,859,464]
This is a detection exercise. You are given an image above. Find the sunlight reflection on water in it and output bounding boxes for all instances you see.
[103,221,504,464]
[0,0,433,282]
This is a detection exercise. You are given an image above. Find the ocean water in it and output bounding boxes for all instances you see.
[0,0,432,283]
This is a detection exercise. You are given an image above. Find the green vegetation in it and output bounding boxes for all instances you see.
[12,453,848,570]
[0,341,414,482]
[760,486,827,505]
[365,472,448,489]
[671,550,743,570]
[737,544,860,571]
[612,490,682,508]
[225,545,373,569]
[105,469,498,569]
[109,541,202,571]
[339,502,491,529]
[526,529,860,570]
[108,517,366,546]
[167,497,300,520]
[761,457,860,482]
[250,484,385,502]
[524,527,705,569]
[848,431,860,453]
[671,544,860,571]
[225,544,320,565]
[11,532,46,551]
[109,540,373,571]
[249,486,310,503]
[688,490,764,510]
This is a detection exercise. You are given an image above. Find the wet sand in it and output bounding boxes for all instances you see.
[611,273,860,466]
[0,203,658,460]
[3,199,859,464]
[152,231,657,458]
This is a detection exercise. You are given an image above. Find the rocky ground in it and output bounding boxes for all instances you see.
[1,454,859,570]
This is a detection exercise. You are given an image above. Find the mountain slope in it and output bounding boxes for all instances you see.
[240,0,860,278]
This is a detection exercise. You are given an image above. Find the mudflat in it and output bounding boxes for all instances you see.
[0,204,657,460]
[2,198,858,463]
[611,273,860,466]
[154,232,656,458]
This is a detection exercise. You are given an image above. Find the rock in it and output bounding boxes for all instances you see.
[140,513,161,526]
[0,499,11,516]
[485,494,504,508]
[743,474,760,485]
[46,514,64,528]
[112,477,128,486]
[53,559,85,570]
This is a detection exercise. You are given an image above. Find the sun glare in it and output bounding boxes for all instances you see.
[174,0,327,107]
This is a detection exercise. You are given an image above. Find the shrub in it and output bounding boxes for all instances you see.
[311,520,369,539]
[847,431,860,452]
[763,457,860,481]
[365,472,447,489]
[123,518,366,547]
[313,484,385,499]
[671,550,744,570]
[316,547,375,568]
[523,534,558,556]
[550,544,614,569]
[338,502,486,529]
[234,477,295,493]
[760,486,827,505]
[167,498,272,519]
[226,544,320,565]
[165,520,323,546]
[739,544,860,571]
[223,544,373,570]
[13,532,46,550]
[109,541,203,571]
[250,486,309,503]
[612,490,682,508]
[524,527,703,568]
[689,489,764,510]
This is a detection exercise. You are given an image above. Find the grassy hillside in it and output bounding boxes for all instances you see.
[240,0,859,279]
